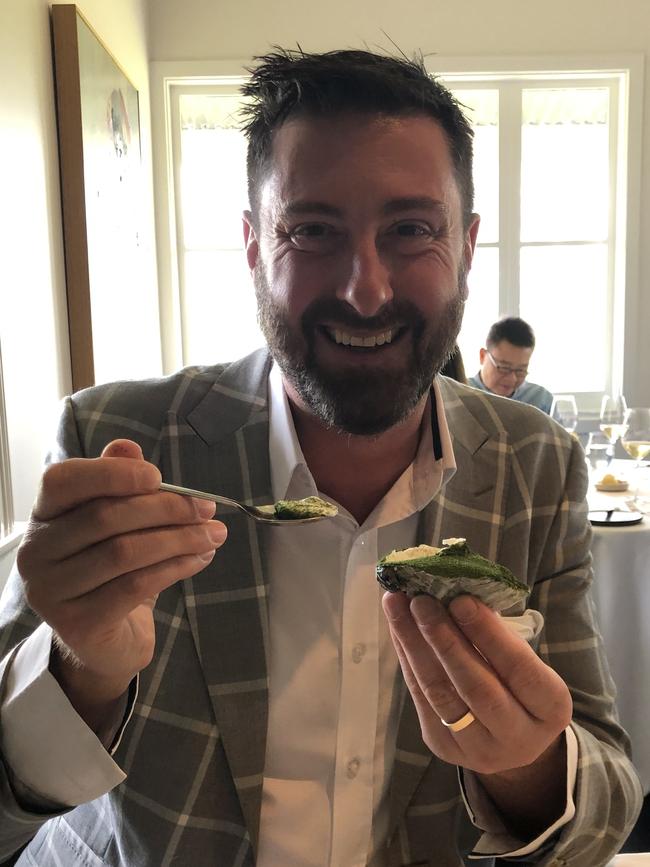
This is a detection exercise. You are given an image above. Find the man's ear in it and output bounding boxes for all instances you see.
[242,210,259,271]
[463,213,481,272]
[479,347,487,365]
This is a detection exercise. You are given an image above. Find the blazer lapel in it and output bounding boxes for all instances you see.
[389,377,512,835]
[159,350,273,853]
[426,377,513,563]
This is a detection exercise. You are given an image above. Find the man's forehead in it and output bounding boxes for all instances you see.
[258,112,460,213]
[269,110,451,156]
[493,341,533,360]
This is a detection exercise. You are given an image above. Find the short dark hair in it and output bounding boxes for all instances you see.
[239,48,475,227]
[486,316,536,350]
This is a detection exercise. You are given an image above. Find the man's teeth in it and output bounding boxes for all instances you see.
[331,328,396,347]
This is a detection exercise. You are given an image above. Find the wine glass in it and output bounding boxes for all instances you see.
[585,430,614,473]
[621,409,650,465]
[621,408,650,507]
[550,395,579,434]
[599,393,628,445]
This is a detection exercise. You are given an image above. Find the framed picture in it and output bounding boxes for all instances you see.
[52,5,142,391]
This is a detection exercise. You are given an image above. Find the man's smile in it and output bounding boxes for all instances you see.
[321,325,403,348]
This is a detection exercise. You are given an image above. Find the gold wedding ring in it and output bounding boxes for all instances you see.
[440,710,476,733]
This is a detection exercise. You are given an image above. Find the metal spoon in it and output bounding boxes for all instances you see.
[159,482,333,525]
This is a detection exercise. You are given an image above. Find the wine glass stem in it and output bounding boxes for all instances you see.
[632,460,641,504]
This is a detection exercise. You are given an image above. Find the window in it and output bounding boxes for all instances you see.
[155,58,639,410]
[445,75,624,406]
[167,82,263,366]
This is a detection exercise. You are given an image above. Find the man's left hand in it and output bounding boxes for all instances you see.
[382,592,572,775]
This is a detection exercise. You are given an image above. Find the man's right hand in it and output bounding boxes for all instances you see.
[16,439,227,733]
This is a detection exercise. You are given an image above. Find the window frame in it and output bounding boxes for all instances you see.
[150,55,643,412]
[0,342,14,541]
[151,61,250,373]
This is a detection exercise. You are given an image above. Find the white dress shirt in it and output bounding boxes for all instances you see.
[0,364,577,864]
[257,363,454,866]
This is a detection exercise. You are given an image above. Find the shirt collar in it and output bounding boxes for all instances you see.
[268,361,310,502]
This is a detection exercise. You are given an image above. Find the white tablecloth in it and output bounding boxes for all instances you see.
[588,464,650,794]
[608,856,650,865]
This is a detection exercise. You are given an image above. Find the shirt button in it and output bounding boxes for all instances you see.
[352,643,366,663]
[346,757,361,779]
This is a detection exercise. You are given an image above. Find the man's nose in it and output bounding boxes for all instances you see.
[336,238,393,317]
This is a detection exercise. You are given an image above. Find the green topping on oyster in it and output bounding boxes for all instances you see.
[376,539,529,612]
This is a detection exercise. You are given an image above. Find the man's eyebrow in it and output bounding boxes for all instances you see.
[281,201,344,219]
[382,197,449,216]
[278,198,449,220]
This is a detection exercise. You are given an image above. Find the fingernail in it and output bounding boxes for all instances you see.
[195,498,216,518]
[207,522,228,545]
[139,462,161,489]
[197,550,216,563]
[449,595,478,624]
[410,595,430,619]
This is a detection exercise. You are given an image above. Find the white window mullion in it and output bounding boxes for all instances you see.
[169,88,188,368]
[608,77,625,398]
[498,82,522,317]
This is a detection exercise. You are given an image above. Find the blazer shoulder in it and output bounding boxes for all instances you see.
[71,364,226,425]
[441,376,566,444]
[65,349,272,459]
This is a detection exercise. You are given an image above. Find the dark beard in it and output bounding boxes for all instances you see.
[254,267,466,436]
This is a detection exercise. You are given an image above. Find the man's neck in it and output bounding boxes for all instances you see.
[287,393,428,526]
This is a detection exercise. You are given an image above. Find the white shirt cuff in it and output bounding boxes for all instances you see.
[1,623,128,807]
[461,725,578,858]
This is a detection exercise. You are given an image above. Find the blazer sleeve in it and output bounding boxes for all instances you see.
[0,396,86,861]
[526,437,643,865]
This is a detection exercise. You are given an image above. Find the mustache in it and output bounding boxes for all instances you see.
[300,298,426,336]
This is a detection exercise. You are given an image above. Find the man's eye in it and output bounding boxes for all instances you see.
[288,223,340,251]
[292,224,329,238]
[394,222,432,237]
[286,223,341,253]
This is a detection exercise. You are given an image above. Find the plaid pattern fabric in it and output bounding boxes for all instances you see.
[0,349,642,867]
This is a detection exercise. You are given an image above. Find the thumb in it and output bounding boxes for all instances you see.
[101,439,144,460]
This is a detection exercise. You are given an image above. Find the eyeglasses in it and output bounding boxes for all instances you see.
[486,350,528,380]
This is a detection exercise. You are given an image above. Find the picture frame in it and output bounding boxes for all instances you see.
[51,5,142,391]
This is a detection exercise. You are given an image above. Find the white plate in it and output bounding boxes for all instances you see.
[595,481,629,492]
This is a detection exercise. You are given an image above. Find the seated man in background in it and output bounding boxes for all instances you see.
[469,316,554,413]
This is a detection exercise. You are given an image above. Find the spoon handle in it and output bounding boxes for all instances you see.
[159,481,236,509]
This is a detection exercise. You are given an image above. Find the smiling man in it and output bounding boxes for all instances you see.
[0,49,641,867]
[469,316,554,414]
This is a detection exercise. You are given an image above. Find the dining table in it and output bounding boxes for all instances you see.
[587,460,650,794]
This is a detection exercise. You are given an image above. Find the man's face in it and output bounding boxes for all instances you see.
[479,341,533,397]
[243,113,479,435]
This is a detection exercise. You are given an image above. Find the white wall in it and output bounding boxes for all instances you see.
[0,0,159,538]
[147,0,650,407]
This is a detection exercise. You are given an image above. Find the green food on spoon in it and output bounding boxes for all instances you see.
[256,495,339,520]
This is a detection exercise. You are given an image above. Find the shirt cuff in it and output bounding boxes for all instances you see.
[460,725,578,858]
[1,623,132,807]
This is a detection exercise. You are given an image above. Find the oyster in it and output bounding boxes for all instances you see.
[376,538,529,612]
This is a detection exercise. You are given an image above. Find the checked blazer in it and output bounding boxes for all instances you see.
[0,348,642,867]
